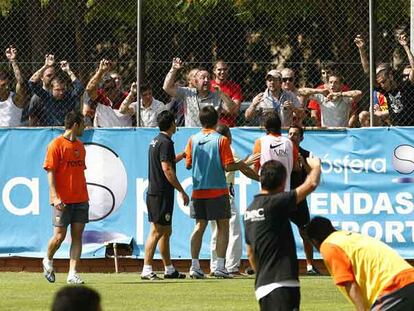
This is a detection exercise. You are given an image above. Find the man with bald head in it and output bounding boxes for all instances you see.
[163,57,237,127]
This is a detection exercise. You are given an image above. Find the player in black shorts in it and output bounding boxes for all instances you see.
[244,158,321,311]
[288,125,320,275]
[140,110,190,280]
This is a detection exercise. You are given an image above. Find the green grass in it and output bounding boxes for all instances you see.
[0,273,352,310]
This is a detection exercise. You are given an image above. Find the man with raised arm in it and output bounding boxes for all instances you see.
[163,57,236,127]
[0,47,26,126]
[244,157,321,311]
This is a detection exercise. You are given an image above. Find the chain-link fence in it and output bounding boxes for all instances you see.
[0,0,412,127]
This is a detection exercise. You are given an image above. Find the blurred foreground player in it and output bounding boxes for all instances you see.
[307,216,414,311]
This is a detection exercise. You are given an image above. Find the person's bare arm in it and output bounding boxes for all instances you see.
[295,157,321,204]
[30,54,55,83]
[398,34,414,83]
[327,90,362,103]
[163,57,182,98]
[343,281,366,311]
[161,161,189,206]
[246,244,256,272]
[47,170,65,211]
[119,82,137,115]
[354,35,369,74]
[298,88,329,97]
[245,92,263,120]
[60,61,77,82]
[86,59,111,101]
[5,47,26,108]
[213,85,236,114]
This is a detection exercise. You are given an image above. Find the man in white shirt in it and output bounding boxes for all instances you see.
[0,47,26,127]
[298,73,362,127]
[120,83,166,127]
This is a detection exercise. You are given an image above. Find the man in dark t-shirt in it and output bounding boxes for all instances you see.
[141,110,189,280]
[288,125,320,275]
[375,64,414,126]
[244,158,321,311]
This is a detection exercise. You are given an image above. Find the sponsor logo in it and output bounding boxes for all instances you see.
[392,144,414,183]
[244,208,265,222]
[270,143,283,149]
[165,213,171,222]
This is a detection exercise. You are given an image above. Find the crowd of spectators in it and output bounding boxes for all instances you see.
[1,30,414,128]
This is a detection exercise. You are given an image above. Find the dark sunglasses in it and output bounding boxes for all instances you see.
[282,77,294,82]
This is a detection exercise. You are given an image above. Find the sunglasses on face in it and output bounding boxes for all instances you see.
[282,77,294,82]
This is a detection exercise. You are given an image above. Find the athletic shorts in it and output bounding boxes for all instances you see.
[146,192,174,226]
[289,200,310,229]
[371,282,414,311]
[190,195,231,220]
[259,287,300,311]
[52,202,89,227]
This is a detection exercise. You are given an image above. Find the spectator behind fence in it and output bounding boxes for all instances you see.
[244,70,302,127]
[119,83,167,127]
[84,59,129,126]
[0,47,26,127]
[29,64,55,126]
[163,57,237,127]
[281,68,306,126]
[307,63,354,127]
[299,73,362,127]
[29,55,84,126]
[210,60,243,127]
[110,71,123,92]
[355,33,414,126]
[51,286,102,311]
[306,216,414,311]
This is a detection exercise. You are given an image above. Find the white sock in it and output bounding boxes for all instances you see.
[43,258,53,271]
[217,257,225,270]
[307,264,313,271]
[142,265,152,275]
[191,259,200,269]
[68,269,77,278]
[165,265,175,274]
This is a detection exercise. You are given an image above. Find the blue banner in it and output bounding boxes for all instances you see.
[0,127,413,259]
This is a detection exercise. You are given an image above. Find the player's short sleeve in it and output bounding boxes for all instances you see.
[320,242,355,286]
[43,140,60,171]
[253,138,261,171]
[219,136,235,166]
[159,140,174,163]
[185,137,193,168]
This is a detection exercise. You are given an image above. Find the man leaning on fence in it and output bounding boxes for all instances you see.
[299,73,362,128]
[163,57,237,127]
[29,55,84,126]
[0,47,26,127]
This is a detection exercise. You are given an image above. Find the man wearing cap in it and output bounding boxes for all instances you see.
[245,69,302,127]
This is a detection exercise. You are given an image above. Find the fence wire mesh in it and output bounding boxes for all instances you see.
[0,0,412,127]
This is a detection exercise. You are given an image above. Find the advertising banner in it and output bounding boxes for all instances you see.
[0,127,413,259]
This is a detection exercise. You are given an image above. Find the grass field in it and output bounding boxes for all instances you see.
[0,272,352,310]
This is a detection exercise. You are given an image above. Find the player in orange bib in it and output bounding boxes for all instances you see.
[42,111,89,284]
